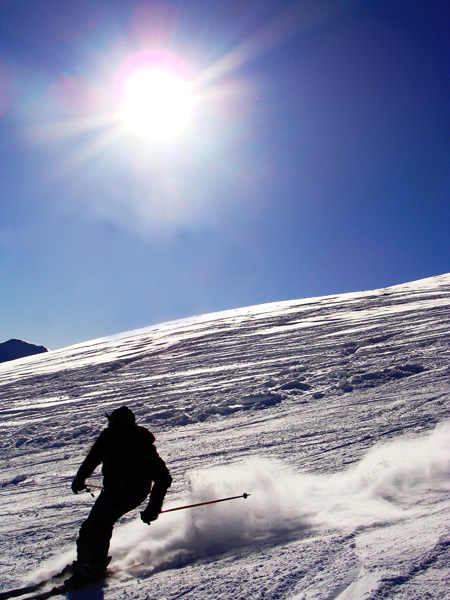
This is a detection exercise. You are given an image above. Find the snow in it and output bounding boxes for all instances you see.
[0,273,449,599]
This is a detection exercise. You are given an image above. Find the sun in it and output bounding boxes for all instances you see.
[115,50,195,143]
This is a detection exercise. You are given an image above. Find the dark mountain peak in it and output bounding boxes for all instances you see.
[0,339,49,364]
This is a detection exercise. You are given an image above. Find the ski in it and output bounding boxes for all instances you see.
[0,563,75,600]
[17,581,69,600]
[0,562,142,600]
[0,582,45,600]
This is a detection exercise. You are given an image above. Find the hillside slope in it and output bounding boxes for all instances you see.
[0,274,449,600]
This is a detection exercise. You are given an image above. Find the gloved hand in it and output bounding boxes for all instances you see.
[140,503,160,525]
[71,476,86,494]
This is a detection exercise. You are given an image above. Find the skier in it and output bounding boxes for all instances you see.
[70,406,172,582]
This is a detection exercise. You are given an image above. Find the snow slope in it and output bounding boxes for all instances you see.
[1,273,449,600]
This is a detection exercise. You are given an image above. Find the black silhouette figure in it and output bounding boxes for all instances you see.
[70,406,172,582]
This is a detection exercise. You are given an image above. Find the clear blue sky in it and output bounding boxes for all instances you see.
[1,0,449,350]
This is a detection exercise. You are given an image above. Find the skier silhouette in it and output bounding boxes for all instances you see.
[70,406,172,582]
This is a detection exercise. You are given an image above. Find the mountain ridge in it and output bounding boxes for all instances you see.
[0,339,48,364]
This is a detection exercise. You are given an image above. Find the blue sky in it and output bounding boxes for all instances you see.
[1,0,449,350]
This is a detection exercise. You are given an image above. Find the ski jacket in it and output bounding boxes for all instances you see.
[75,424,172,505]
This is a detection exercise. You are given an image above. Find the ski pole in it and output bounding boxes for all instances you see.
[160,493,250,514]
[84,482,250,513]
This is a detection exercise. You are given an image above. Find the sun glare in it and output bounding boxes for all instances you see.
[116,50,195,143]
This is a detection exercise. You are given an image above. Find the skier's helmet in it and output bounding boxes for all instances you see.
[106,406,136,426]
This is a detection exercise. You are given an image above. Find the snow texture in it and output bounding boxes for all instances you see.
[0,273,449,599]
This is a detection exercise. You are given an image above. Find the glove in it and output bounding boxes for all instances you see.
[140,504,160,525]
[71,476,86,494]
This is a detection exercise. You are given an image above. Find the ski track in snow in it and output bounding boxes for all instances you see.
[0,273,449,599]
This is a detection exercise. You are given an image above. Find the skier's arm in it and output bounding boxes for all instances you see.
[71,432,105,493]
[140,452,172,523]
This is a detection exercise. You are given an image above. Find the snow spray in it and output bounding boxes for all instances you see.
[108,422,450,572]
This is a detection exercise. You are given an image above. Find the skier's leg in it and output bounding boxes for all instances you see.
[76,489,145,569]
[76,491,113,568]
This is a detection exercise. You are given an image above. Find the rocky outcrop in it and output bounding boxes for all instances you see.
[0,339,48,363]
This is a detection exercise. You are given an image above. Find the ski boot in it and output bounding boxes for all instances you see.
[65,556,111,588]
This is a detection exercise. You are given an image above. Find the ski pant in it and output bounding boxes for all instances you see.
[76,488,147,566]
